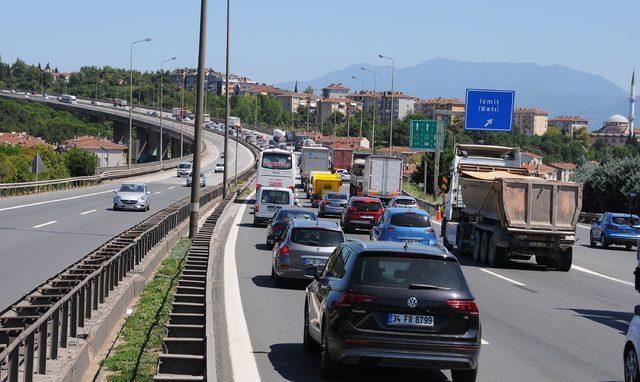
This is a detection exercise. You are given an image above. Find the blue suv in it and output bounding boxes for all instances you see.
[370,208,437,246]
[590,212,640,250]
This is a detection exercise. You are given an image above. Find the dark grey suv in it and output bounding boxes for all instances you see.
[303,241,480,381]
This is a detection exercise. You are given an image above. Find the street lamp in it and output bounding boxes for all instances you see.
[224,0,231,196]
[378,54,395,153]
[352,75,364,138]
[159,56,177,164]
[128,37,151,168]
[361,66,377,154]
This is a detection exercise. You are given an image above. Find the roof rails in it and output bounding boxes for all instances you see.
[346,238,366,247]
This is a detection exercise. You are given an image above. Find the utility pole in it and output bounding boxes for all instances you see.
[222,0,231,198]
[346,105,350,137]
[379,54,395,152]
[128,38,152,168]
[189,0,208,238]
[361,66,377,154]
[254,95,258,129]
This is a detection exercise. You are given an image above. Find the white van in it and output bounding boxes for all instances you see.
[253,187,296,226]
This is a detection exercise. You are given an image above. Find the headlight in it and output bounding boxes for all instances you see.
[138,196,146,201]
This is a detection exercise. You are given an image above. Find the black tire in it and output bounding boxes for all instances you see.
[146,204,150,211]
[112,204,117,211]
[627,245,633,251]
[451,368,478,382]
[303,302,317,353]
[535,256,548,267]
[320,322,340,379]
[601,234,609,249]
[253,217,259,227]
[589,232,596,248]
[271,267,283,287]
[556,248,573,272]
[625,344,640,382]
[480,232,490,264]
[472,231,482,263]
[486,234,504,268]
[455,227,466,257]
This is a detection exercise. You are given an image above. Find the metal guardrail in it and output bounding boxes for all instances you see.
[0,136,259,382]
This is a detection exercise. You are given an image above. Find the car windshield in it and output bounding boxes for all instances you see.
[390,212,431,228]
[612,216,640,226]
[260,190,290,204]
[216,162,224,166]
[326,193,348,200]
[290,228,344,247]
[119,184,144,193]
[352,255,467,291]
[178,163,191,169]
[394,198,416,205]
[276,211,316,221]
[352,201,381,211]
[262,152,292,170]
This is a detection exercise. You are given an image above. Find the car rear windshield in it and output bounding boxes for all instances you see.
[261,152,292,170]
[261,190,290,204]
[119,184,144,193]
[352,201,381,211]
[612,216,640,226]
[290,228,344,247]
[276,211,316,221]
[390,212,431,228]
[327,193,348,200]
[352,256,467,291]
[178,163,191,169]
[394,198,416,205]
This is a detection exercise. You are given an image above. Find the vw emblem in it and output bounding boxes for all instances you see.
[407,297,418,308]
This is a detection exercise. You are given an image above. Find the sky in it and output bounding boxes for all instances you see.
[1,0,638,89]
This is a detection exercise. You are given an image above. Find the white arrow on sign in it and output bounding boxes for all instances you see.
[484,118,493,127]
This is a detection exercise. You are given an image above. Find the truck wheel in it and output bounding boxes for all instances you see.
[480,232,490,264]
[487,234,504,268]
[557,248,573,272]
[535,256,548,267]
[456,227,467,257]
[472,231,482,262]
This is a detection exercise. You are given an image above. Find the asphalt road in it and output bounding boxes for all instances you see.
[0,130,254,310]
[220,181,638,381]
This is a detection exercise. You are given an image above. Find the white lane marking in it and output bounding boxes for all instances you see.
[577,223,591,230]
[32,220,58,229]
[0,189,115,213]
[224,191,261,382]
[481,339,490,345]
[153,191,162,195]
[80,209,97,215]
[571,264,634,287]
[479,269,526,286]
[168,186,175,190]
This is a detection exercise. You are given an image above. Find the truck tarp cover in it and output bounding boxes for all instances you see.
[461,170,531,180]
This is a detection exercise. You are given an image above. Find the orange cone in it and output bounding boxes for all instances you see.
[435,206,443,222]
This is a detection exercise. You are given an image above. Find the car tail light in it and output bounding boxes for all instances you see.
[446,299,479,315]
[256,183,263,190]
[334,292,376,308]
[322,200,330,205]
[279,245,290,256]
[606,224,619,231]
[254,203,259,212]
[348,206,357,212]
[425,227,435,233]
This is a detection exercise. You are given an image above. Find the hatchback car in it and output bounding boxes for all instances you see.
[186,172,206,187]
[303,241,480,380]
[266,209,317,248]
[319,192,349,217]
[214,161,225,173]
[341,197,384,233]
[177,162,193,177]
[254,187,296,226]
[113,183,150,211]
[388,195,419,209]
[371,208,437,246]
[271,220,345,284]
[590,212,640,250]
[625,304,640,382]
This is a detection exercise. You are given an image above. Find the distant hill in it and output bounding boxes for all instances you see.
[278,58,630,130]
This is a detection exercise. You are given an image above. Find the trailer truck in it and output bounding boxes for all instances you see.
[442,144,582,271]
[300,146,330,186]
[362,155,403,202]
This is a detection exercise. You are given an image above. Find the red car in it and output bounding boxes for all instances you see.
[341,196,384,233]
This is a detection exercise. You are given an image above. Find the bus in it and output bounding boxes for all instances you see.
[60,94,77,104]
[256,148,296,192]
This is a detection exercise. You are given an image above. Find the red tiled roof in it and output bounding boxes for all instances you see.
[0,132,49,147]
[521,151,542,159]
[315,136,364,144]
[64,136,126,151]
[549,115,588,122]
[522,163,555,174]
[515,107,548,116]
[548,162,577,171]
[417,97,464,106]
[244,84,283,95]
[347,91,383,98]
[277,92,314,99]
[323,83,350,91]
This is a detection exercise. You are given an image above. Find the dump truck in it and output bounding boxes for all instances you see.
[442,144,582,271]
[362,155,403,202]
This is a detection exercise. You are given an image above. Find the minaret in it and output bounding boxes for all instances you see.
[630,70,636,138]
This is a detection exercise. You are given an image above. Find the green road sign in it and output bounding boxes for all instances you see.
[410,120,442,152]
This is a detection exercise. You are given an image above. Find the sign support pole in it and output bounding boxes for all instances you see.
[433,115,442,198]
[423,152,428,196]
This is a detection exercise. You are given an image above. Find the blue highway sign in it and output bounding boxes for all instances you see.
[464,89,515,132]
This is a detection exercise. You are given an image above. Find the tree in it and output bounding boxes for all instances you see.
[261,95,284,125]
[65,148,97,176]
[304,86,314,94]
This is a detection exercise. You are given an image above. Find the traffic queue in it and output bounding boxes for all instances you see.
[249,138,481,382]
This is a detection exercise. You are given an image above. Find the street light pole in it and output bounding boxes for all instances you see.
[379,54,395,153]
[159,56,177,164]
[189,0,208,238]
[180,72,185,157]
[352,75,364,138]
[361,66,377,154]
[223,0,231,198]
[128,38,151,168]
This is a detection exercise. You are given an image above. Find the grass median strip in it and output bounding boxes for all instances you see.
[101,238,192,382]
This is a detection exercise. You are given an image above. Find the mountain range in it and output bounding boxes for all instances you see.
[277,58,632,130]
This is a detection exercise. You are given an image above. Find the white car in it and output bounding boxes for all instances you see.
[387,195,419,209]
[177,162,193,177]
[214,161,225,173]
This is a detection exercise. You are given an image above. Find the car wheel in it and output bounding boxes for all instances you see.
[303,302,318,353]
[472,231,482,263]
[451,368,478,382]
[627,245,633,251]
[320,322,340,379]
[479,232,490,264]
[253,217,259,227]
[589,232,596,248]
[146,204,150,211]
[601,234,609,249]
[627,344,640,382]
[486,234,504,268]
[112,204,118,211]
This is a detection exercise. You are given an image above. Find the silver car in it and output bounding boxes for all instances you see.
[186,172,206,187]
[177,162,193,177]
[113,183,151,211]
[388,195,419,209]
[318,192,349,217]
[271,219,345,284]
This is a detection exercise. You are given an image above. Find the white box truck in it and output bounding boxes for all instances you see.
[362,155,403,201]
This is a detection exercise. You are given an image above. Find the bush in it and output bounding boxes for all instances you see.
[65,148,97,176]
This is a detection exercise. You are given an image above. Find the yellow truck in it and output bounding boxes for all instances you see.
[310,173,341,207]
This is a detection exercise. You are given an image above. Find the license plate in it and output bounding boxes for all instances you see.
[402,240,420,244]
[361,215,373,219]
[269,180,283,187]
[303,258,326,266]
[387,313,434,327]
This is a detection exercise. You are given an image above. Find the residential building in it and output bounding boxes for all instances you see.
[315,98,362,124]
[321,83,350,99]
[0,132,49,147]
[521,151,543,166]
[548,162,577,182]
[62,136,127,167]
[548,116,589,136]
[414,97,465,120]
[276,92,313,113]
[513,108,548,136]
[590,114,638,147]
[347,91,382,112]
[310,135,370,149]
[170,67,256,95]
[238,83,284,97]
[379,91,416,123]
